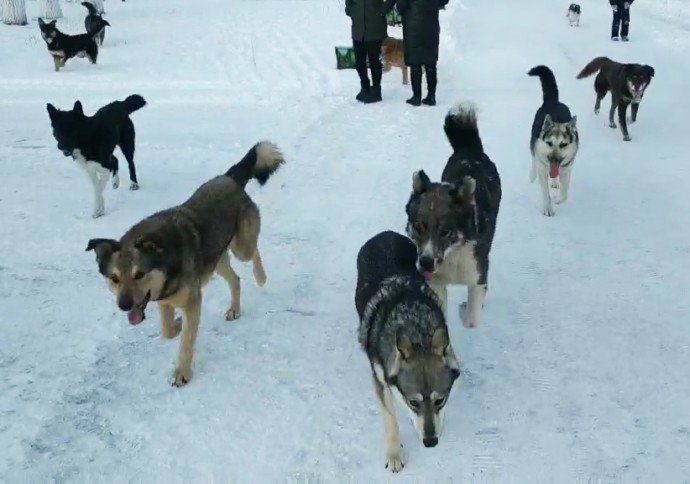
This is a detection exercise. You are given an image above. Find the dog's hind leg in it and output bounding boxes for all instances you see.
[594,73,608,115]
[159,302,181,338]
[118,119,139,190]
[229,202,267,286]
[372,372,406,473]
[402,65,409,85]
[215,252,241,321]
[462,284,487,328]
[173,293,202,387]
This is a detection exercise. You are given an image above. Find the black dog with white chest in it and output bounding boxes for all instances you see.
[46,95,147,218]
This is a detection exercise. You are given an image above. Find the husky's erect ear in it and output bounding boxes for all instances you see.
[542,114,554,131]
[412,170,431,194]
[85,238,121,268]
[396,329,414,360]
[431,327,450,357]
[73,100,85,117]
[450,176,476,204]
[38,17,46,26]
[134,234,164,255]
[643,65,655,78]
[46,103,57,119]
[569,115,577,128]
[102,19,111,26]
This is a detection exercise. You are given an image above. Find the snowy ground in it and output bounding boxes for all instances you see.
[2,0,690,481]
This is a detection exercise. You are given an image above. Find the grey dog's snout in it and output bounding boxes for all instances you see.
[423,437,438,448]
[418,256,435,272]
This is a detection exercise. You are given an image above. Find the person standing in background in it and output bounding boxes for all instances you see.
[395,0,449,106]
[345,0,396,103]
[610,0,633,41]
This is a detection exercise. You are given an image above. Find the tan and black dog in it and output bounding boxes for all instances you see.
[576,56,655,141]
[85,141,285,387]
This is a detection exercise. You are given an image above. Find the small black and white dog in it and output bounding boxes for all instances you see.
[567,3,581,26]
[46,95,147,218]
[38,18,99,71]
[82,1,110,46]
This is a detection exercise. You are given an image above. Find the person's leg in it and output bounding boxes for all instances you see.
[353,40,371,102]
[620,5,630,40]
[364,40,383,103]
[611,6,622,40]
[422,63,437,106]
[407,65,423,106]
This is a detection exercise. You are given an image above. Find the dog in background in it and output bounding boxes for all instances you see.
[576,56,654,141]
[38,18,98,71]
[46,95,147,218]
[85,141,285,387]
[356,230,460,473]
[528,65,578,216]
[405,101,502,330]
[381,37,408,85]
[82,1,110,46]
[566,3,581,26]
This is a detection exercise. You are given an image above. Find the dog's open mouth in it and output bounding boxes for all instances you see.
[127,291,151,326]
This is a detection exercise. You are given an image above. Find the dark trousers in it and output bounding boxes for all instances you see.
[409,64,437,97]
[353,40,383,88]
[611,5,630,38]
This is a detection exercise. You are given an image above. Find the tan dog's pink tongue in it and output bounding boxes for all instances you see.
[549,163,560,178]
[128,309,145,325]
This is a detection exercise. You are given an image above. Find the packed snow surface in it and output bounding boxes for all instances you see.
[1,0,690,481]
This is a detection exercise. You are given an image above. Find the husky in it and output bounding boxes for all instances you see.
[46,95,146,218]
[82,1,110,46]
[576,56,655,141]
[566,3,581,26]
[38,18,98,71]
[85,141,284,386]
[356,230,461,473]
[528,65,578,216]
[405,101,502,329]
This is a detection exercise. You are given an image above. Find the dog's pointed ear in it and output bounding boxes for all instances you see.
[134,235,164,255]
[542,114,554,130]
[85,238,120,264]
[38,17,45,26]
[73,100,84,116]
[450,176,476,204]
[569,115,577,128]
[644,65,655,78]
[396,329,414,360]
[46,103,57,119]
[103,19,111,26]
[431,327,450,357]
[412,170,431,194]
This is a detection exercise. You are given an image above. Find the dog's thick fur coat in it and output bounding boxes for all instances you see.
[85,141,285,386]
[381,37,409,85]
[405,101,502,330]
[528,65,579,216]
[576,56,655,141]
[356,230,460,473]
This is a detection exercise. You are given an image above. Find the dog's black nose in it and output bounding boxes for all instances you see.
[117,295,134,312]
[418,256,435,272]
[423,437,438,448]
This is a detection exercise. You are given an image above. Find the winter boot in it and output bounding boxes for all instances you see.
[363,85,382,103]
[356,80,371,103]
[422,65,437,106]
[406,66,422,106]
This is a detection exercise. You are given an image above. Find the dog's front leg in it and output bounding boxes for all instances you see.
[555,165,572,204]
[618,102,631,141]
[608,96,618,128]
[630,102,639,123]
[537,164,554,216]
[462,284,486,328]
[372,375,405,473]
[428,278,448,315]
[173,293,201,387]
[159,302,181,339]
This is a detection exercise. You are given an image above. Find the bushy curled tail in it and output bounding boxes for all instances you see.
[225,141,285,188]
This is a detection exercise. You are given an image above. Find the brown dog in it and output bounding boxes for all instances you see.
[576,56,655,141]
[381,37,408,85]
[85,141,285,387]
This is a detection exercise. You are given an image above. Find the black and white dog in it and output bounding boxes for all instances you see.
[82,1,110,46]
[46,95,146,218]
[567,3,581,26]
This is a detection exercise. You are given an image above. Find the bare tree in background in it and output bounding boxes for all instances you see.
[1,0,28,25]
[38,0,63,19]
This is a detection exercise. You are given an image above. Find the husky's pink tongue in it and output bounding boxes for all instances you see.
[127,308,145,325]
[422,271,435,281]
[549,163,560,178]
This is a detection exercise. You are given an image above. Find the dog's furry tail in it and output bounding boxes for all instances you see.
[81,1,99,16]
[225,141,285,188]
[527,65,559,104]
[443,101,484,154]
[121,95,147,114]
[576,56,612,79]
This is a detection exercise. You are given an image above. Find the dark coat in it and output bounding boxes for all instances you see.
[346,0,393,42]
[609,0,633,5]
[396,0,448,66]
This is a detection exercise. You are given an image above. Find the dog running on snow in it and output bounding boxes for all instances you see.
[85,141,284,387]
[356,230,460,473]
[528,65,579,216]
[405,101,502,330]
[576,56,655,141]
